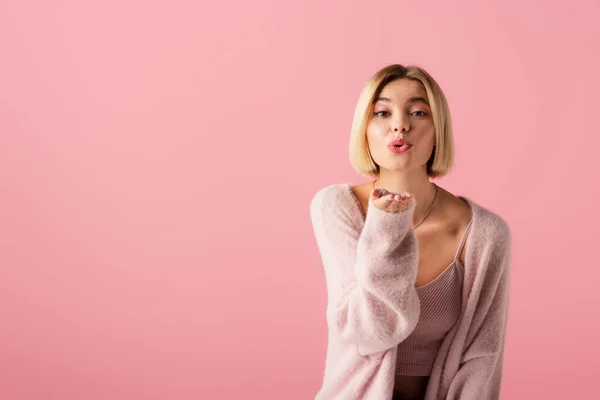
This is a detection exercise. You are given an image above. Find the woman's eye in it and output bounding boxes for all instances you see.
[373,110,427,117]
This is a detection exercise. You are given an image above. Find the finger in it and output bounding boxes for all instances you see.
[377,194,393,207]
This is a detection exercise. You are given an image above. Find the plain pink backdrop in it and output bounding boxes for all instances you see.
[1,0,599,399]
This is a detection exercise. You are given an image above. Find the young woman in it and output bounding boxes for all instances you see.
[310,64,512,400]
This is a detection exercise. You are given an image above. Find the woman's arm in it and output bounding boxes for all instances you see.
[309,186,421,357]
[445,225,512,399]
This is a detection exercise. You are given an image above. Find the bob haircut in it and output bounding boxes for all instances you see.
[349,64,455,179]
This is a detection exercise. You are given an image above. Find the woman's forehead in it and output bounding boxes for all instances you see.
[379,79,426,98]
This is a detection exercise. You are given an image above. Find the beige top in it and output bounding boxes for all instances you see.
[395,218,473,376]
[309,183,512,399]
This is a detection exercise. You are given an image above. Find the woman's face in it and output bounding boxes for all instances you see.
[366,78,436,174]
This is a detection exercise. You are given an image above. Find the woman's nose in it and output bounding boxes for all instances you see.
[393,116,409,133]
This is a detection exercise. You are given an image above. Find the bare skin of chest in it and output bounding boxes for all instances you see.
[350,183,472,398]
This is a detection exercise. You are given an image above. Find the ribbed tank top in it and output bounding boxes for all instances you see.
[395,217,473,376]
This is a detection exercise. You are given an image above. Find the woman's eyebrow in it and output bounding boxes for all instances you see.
[374,96,430,106]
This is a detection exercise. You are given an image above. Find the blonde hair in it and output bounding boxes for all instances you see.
[349,64,455,179]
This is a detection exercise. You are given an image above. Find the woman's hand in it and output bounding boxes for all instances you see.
[370,188,415,213]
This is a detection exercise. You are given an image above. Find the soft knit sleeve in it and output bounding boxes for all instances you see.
[309,186,421,357]
[445,223,512,400]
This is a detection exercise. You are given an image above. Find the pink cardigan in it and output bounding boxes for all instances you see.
[309,183,512,400]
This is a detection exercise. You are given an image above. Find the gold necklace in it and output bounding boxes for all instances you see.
[372,179,438,229]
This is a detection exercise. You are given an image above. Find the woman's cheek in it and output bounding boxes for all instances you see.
[368,122,385,137]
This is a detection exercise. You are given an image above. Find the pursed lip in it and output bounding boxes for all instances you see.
[388,138,412,147]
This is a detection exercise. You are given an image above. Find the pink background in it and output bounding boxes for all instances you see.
[1,0,599,399]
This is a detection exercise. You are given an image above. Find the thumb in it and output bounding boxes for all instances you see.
[372,188,387,199]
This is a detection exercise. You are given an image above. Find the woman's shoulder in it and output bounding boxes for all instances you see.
[310,182,354,209]
[461,196,512,277]
[309,182,365,222]
[464,196,511,243]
